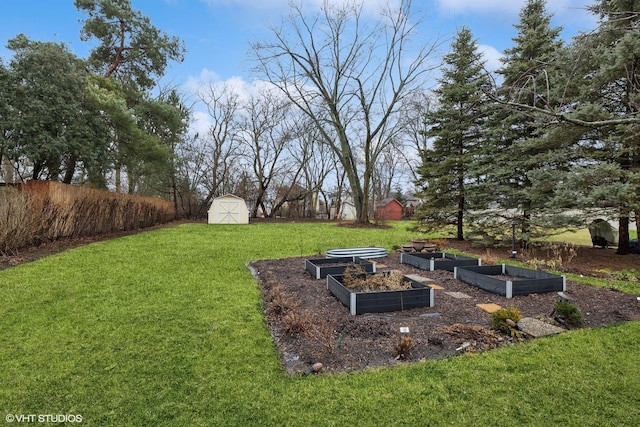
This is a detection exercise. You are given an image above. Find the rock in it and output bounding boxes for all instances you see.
[517,317,565,338]
[303,362,324,376]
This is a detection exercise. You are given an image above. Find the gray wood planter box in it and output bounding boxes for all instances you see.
[454,264,566,298]
[400,252,481,272]
[326,272,434,315]
[305,256,376,279]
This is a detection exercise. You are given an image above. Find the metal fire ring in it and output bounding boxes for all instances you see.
[326,247,387,259]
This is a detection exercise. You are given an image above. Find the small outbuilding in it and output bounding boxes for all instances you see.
[375,197,404,221]
[208,194,249,224]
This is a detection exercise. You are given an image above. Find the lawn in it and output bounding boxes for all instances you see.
[543,227,638,246]
[1,222,639,426]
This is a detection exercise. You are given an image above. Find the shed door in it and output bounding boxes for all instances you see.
[216,200,242,223]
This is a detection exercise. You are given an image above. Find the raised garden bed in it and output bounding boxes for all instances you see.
[454,264,566,298]
[326,271,434,315]
[400,252,481,272]
[305,256,376,279]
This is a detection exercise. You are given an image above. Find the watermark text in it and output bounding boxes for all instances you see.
[5,414,83,423]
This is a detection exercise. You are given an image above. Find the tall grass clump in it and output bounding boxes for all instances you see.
[0,181,174,253]
[0,186,39,254]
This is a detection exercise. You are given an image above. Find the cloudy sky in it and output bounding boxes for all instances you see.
[0,0,596,133]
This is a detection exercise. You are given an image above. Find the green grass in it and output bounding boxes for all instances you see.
[1,222,639,426]
[543,227,637,246]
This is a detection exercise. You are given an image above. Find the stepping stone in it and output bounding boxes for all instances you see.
[517,317,565,338]
[445,291,472,299]
[420,312,441,318]
[374,262,388,269]
[405,274,434,282]
[476,303,502,313]
[405,274,444,290]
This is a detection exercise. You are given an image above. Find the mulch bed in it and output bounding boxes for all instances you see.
[251,248,640,375]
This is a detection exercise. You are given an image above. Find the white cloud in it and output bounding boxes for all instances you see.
[189,110,214,137]
[185,68,247,136]
[184,68,288,135]
[478,44,502,73]
[185,68,222,95]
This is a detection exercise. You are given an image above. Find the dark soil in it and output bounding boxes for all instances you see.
[2,227,639,375]
[251,240,640,374]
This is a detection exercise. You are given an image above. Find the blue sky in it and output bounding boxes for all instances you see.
[1,0,596,132]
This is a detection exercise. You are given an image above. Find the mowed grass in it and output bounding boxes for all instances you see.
[1,222,639,426]
[543,227,637,246]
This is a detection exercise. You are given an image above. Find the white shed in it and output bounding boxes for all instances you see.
[208,194,249,224]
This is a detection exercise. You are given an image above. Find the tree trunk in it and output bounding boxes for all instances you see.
[616,215,630,255]
[457,195,464,240]
[63,155,77,184]
[115,162,122,193]
[171,172,179,220]
[457,171,465,240]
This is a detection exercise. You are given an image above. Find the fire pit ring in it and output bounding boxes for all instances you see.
[326,247,387,259]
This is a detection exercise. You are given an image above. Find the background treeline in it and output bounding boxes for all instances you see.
[0,181,174,254]
[0,0,638,253]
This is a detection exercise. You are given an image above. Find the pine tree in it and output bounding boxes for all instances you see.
[474,0,565,245]
[558,0,640,254]
[414,27,490,240]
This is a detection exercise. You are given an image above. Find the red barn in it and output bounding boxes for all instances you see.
[375,198,404,221]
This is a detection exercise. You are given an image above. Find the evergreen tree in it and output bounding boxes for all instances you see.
[553,0,640,254]
[414,27,490,240]
[2,35,110,184]
[474,0,565,245]
[75,0,185,192]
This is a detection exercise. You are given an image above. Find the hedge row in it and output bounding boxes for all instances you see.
[1,181,174,254]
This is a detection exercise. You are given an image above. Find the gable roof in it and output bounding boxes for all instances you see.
[376,197,403,208]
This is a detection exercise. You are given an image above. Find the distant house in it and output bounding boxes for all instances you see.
[375,198,404,221]
[208,194,249,224]
[332,200,357,221]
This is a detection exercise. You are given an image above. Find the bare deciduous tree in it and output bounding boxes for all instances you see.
[236,89,301,218]
[252,0,440,223]
[196,82,244,216]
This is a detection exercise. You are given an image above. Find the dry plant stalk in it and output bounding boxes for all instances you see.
[305,316,338,353]
[481,249,499,266]
[342,265,409,292]
[429,238,446,250]
[394,335,413,360]
[525,243,577,270]
[282,310,311,335]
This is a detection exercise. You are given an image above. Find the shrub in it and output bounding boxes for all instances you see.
[491,307,523,335]
[1,181,174,253]
[553,300,583,326]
